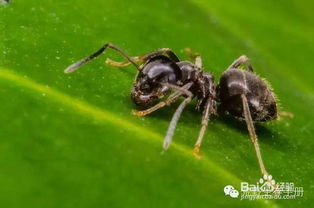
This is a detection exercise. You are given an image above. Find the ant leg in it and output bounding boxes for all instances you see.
[158,82,193,97]
[193,98,215,158]
[227,55,254,72]
[64,43,139,73]
[133,92,182,117]
[278,111,294,119]
[133,82,193,117]
[163,95,193,150]
[184,48,202,68]
[241,94,269,176]
[195,56,202,69]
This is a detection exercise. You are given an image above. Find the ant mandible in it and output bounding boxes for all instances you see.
[64,43,279,178]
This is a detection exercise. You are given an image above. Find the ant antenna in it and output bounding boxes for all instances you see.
[64,43,139,73]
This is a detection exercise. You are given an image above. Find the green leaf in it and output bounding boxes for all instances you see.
[0,0,313,207]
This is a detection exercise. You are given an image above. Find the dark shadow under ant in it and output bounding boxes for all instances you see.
[64,43,293,181]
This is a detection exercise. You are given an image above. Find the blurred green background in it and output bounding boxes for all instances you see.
[0,0,313,207]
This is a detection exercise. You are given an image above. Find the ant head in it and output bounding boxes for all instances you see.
[131,56,181,107]
[131,72,172,107]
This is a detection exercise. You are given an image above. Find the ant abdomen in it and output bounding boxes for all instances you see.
[218,68,277,121]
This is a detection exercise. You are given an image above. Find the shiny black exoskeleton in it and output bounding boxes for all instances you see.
[129,50,277,123]
[131,55,215,112]
[65,43,279,178]
[217,66,277,122]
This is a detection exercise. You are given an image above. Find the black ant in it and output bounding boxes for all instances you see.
[64,43,287,179]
